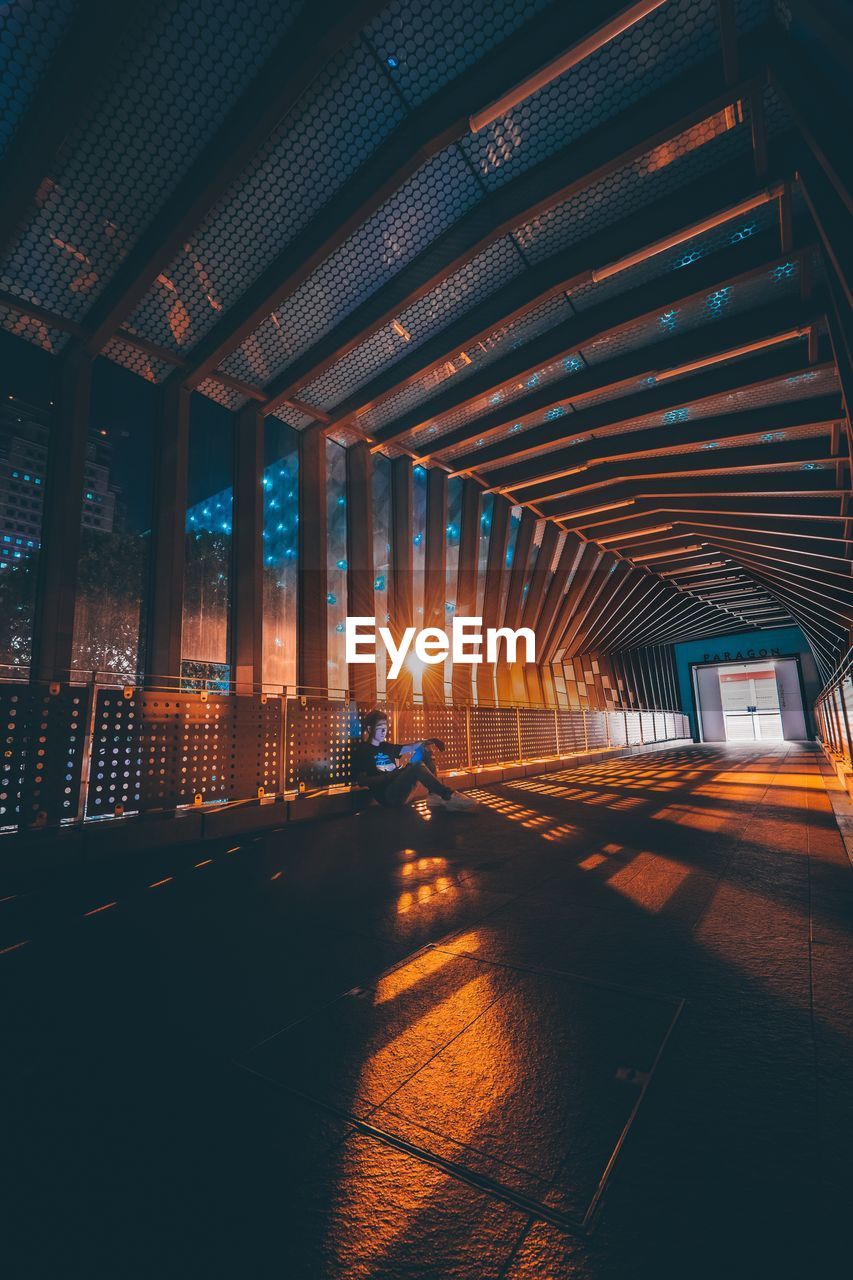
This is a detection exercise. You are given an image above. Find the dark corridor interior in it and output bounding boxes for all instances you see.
[5,743,851,1277]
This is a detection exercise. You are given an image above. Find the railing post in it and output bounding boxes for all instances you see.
[835,686,845,762]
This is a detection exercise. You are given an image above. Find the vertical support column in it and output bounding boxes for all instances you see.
[231,403,264,695]
[497,509,535,704]
[298,425,328,691]
[389,456,413,704]
[452,479,480,706]
[145,379,190,685]
[479,494,511,705]
[32,345,93,683]
[346,441,376,706]
[423,467,447,704]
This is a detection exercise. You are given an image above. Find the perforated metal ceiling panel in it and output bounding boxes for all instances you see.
[460,0,722,191]
[1,1,304,324]
[0,0,75,161]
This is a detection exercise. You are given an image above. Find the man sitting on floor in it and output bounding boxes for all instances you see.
[353,710,477,811]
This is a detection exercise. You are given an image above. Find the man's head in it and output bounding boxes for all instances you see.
[363,709,388,745]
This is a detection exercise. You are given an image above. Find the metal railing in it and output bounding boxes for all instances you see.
[814,648,853,768]
[0,673,691,834]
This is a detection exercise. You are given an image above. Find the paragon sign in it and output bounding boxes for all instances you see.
[345,616,536,680]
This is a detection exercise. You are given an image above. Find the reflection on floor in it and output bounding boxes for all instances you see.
[5,743,852,1277]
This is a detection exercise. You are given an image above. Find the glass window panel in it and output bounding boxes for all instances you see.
[262,416,298,689]
[443,476,463,702]
[411,462,427,699]
[372,454,391,701]
[182,396,233,688]
[0,386,52,671]
[71,360,154,680]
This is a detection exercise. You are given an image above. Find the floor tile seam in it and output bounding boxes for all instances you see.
[238,889,527,1057]
[232,1063,587,1238]
[426,940,687,1006]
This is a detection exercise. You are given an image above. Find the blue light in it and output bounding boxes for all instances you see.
[336,559,347,570]
[801,462,821,471]
[509,423,522,433]
[545,406,566,421]
[489,392,502,405]
[445,601,455,612]
[772,261,796,282]
[326,593,336,605]
[336,622,345,633]
[337,495,346,506]
[413,532,422,546]
[731,222,758,243]
[564,355,583,373]
[673,248,702,269]
[659,309,679,331]
[759,431,786,443]
[526,373,540,389]
[706,287,732,313]
[386,55,397,68]
[701,441,720,450]
[413,464,426,476]
[664,408,690,425]
[373,575,386,591]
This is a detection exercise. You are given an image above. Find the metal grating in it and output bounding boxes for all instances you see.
[0,681,90,830]
[364,0,553,109]
[512,104,753,266]
[518,706,559,758]
[610,712,628,746]
[585,709,609,748]
[461,0,721,190]
[626,710,642,744]
[396,704,470,772]
[469,705,520,766]
[655,711,667,739]
[284,695,352,791]
[2,2,302,324]
[0,0,75,160]
[556,708,586,754]
[86,688,282,816]
[641,710,656,741]
[129,36,407,353]
[221,148,484,387]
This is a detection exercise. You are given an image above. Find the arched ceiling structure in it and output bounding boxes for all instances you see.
[0,0,850,679]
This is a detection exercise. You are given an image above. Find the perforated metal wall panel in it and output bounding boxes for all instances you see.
[469,706,520,766]
[610,712,628,746]
[626,711,642,744]
[87,688,281,816]
[654,712,667,739]
[518,707,558,759]
[665,712,677,739]
[0,0,75,161]
[556,709,586,754]
[396,704,469,772]
[0,682,90,830]
[641,711,656,741]
[284,695,352,791]
[585,710,609,749]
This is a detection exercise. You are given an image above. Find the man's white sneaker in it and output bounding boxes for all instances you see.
[445,792,477,812]
[424,794,448,809]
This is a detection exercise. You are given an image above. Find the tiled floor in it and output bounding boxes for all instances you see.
[4,742,852,1277]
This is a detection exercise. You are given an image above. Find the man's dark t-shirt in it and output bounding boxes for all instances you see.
[353,741,406,783]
